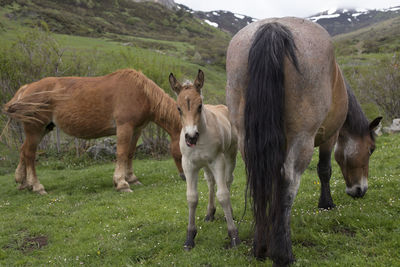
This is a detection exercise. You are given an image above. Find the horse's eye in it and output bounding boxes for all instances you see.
[198,104,202,113]
[369,147,375,155]
[177,107,182,115]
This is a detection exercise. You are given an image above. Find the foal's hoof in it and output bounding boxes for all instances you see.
[204,208,216,222]
[179,172,186,181]
[36,189,48,195]
[33,184,47,195]
[204,214,215,222]
[230,236,241,248]
[228,229,240,248]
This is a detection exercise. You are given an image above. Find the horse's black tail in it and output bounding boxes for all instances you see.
[244,22,299,259]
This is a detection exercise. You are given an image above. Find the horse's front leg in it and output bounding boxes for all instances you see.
[317,133,338,209]
[114,123,134,192]
[183,157,199,250]
[209,154,240,247]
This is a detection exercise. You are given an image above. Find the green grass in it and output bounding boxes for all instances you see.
[0,134,399,266]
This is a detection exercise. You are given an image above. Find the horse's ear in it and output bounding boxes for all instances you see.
[169,73,182,95]
[194,69,204,91]
[369,116,383,131]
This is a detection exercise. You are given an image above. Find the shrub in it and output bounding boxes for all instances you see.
[351,54,400,121]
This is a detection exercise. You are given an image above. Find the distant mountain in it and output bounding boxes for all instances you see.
[177,5,256,35]
[308,6,400,36]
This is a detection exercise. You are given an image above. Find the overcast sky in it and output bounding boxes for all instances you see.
[175,0,400,19]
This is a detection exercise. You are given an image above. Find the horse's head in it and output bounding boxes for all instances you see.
[169,70,204,147]
[334,117,382,198]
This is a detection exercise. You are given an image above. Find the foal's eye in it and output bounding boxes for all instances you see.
[177,107,182,115]
[198,104,202,113]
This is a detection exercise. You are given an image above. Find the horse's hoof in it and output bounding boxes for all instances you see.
[118,188,133,193]
[179,172,186,181]
[33,184,47,195]
[18,183,29,190]
[230,237,241,247]
[37,189,47,195]
[204,208,216,222]
[318,202,336,210]
[204,215,214,222]
[132,180,142,186]
[183,244,194,251]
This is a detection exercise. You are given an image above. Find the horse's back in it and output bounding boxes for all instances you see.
[226,17,346,147]
[204,104,237,153]
[5,69,153,139]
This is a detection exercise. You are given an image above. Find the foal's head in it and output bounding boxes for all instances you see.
[335,117,382,198]
[169,70,204,147]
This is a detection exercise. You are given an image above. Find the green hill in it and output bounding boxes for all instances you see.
[0,0,231,66]
[334,16,400,56]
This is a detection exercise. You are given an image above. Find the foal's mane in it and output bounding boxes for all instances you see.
[114,69,180,132]
[342,80,371,137]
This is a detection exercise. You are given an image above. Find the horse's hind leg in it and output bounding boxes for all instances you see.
[317,133,338,209]
[113,123,134,192]
[126,129,142,185]
[19,124,47,194]
[210,154,240,247]
[204,167,216,222]
[269,136,315,266]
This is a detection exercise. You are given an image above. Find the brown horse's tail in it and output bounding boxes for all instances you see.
[244,22,299,260]
[3,84,65,125]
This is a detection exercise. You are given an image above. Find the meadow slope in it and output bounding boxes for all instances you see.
[0,134,399,266]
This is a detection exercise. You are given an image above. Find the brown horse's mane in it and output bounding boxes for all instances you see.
[343,80,371,138]
[112,69,180,134]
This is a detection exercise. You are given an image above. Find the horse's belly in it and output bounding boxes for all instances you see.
[53,109,116,139]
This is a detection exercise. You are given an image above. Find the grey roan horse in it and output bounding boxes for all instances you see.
[226,17,381,266]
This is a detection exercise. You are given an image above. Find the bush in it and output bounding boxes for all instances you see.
[351,54,400,121]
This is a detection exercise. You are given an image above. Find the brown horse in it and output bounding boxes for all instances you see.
[226,17,381,265]
[3,69,184,195]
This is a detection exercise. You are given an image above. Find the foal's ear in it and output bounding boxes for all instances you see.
[369,116,383,131]
[169,73,182,95]
[194,69,204,91]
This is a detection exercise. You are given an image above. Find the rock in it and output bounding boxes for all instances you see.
[86,140,116,160]
[382,118,400,134]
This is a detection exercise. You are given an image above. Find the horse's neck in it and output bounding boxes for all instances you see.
[197,106,210,134]
[152,93,181,137]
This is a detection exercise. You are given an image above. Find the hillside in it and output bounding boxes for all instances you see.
[333,15,400,55]
[0,0,231,66]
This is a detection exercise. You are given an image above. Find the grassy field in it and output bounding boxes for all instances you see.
[0,134,399,266]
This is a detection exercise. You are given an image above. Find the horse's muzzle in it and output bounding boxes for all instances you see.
[346,185,367,198]
[185,132,199,147]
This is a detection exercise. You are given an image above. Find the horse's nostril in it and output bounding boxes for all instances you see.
[356,187,362,197]
[185,133,189,139]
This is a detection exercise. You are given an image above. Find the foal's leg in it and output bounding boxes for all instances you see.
[204,167,216,222]
[210,154,240,247]
[268,136,315,266]
[113,123,133,192]
[19,125,47,194]
[317,133,338,209]
[183,157,199,250]
[126,129,142,185]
